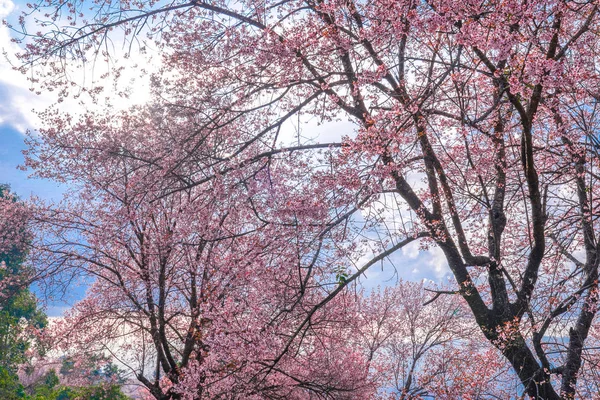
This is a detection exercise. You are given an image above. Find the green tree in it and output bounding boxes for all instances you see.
[0,185,46,399]
[0,366,27,399]
[68,384,130,400]
[0,291,47,373]
[0,185,46,371]
[0,186,130,399]
[30,369,130,400]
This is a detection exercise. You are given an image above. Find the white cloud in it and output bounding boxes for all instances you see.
[0,1,47,131]
[426,246,450,279]
[0,0,157,134]
[0,0,14,18]
[402,240,421,259]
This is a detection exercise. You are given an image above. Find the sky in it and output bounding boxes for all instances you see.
[0,0,453,316]
[0,126,75,316]
[0,0,56,197]
[0,0,79,316]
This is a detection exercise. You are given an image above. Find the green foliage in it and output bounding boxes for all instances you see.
[32,383,130,400]
[0,184,29,283]
[60,356,127,386]
[43,370,60,390]
[67,384,130,400]
[0,181,47,373]
[0,367,27,399]
[31,371,59,399]
[0,290,48,372]
[0,364,131,400]
[0,188,131,400]
[26,370,131,400]
[334,266,349,285]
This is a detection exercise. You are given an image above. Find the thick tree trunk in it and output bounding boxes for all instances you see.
[501,338,561,400]
[560,296,597,398]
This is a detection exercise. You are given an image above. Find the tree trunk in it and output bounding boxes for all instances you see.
[501,335,561,400]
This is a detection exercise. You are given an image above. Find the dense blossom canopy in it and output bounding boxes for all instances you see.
[9,0,600,398]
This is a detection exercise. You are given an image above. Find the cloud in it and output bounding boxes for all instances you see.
[0,1,48,132]
[0,0,13,18]
[0,0,15,18]
[426,245,450,279]
[402,240,421,259]
[0,0,157,134]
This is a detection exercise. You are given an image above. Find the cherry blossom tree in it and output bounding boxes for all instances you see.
[355,280,520,399]
[24,101,380,398]
[13,0,600,398]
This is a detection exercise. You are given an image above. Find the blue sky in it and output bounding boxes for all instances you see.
[0,126,76,317]
[0,126,64,200]
[0,0,54,198]
[0,124,81,316]
[0,0,80,315]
